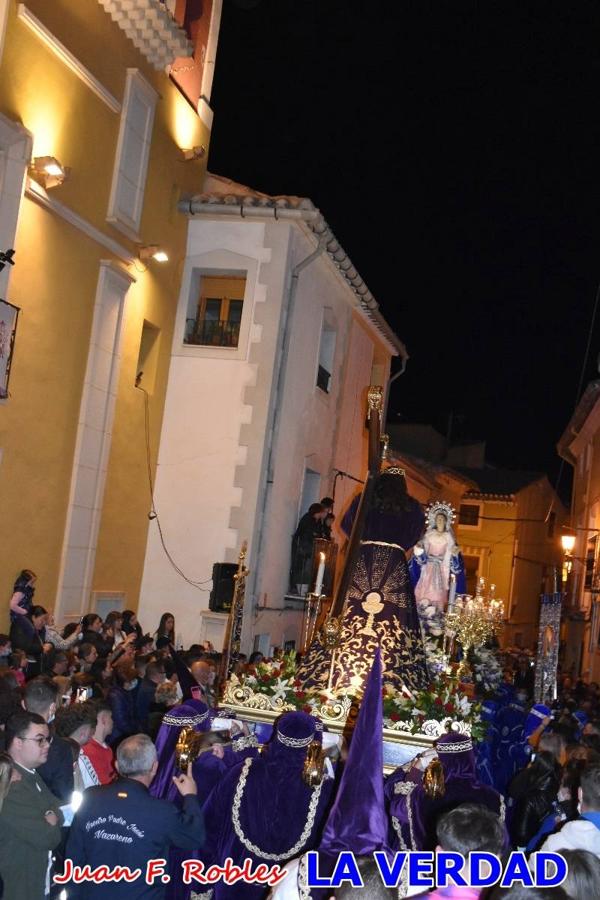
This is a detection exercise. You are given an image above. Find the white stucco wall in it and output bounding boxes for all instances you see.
[251,227,390,650]
[139,214,394,651]
[138,219,290,642]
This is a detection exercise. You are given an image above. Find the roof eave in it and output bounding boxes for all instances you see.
[464,491,516,502]
[557,380,600,464]
[178,193,406,359]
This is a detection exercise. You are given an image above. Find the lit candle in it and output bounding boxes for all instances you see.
[447,575,456,614]
[314,552,326,596]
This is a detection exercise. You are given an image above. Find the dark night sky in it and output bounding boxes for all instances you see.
[208,0,600,491]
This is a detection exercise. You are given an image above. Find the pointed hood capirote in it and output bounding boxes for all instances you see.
[319,646,393,858]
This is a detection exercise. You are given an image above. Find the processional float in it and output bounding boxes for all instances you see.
[217,386,455,769]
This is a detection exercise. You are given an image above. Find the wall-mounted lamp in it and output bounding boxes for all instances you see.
[561,531,576,554]
[139,245,169,263]
[561,527,576,590]
[181,145,206,161]
[28,156,69,189]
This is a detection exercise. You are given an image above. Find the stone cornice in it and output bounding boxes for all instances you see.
[98,0,193,71]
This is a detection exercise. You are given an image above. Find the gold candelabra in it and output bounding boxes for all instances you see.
[444,577,504,680]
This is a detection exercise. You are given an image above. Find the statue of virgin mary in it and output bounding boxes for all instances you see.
[409,501,466,616]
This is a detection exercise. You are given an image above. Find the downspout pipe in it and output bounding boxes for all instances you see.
[382,358,409,434]
[248,233,329,630]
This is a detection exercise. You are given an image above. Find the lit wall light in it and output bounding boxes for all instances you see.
[560,529,576,554]
[139,245,169,263]
[28,156,69,189]
[182,145,206,161]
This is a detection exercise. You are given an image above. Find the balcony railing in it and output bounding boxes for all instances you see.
[185,319,241,348]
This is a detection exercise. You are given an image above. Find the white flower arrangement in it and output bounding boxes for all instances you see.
[471,646,502,693]
[417,600,446,638]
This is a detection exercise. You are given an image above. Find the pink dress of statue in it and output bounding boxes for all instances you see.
[413,514,455,613]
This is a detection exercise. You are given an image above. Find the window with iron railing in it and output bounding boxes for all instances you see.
[185,318,241,347]
[184,275,246,348]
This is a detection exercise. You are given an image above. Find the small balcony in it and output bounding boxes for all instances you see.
[185,318,241,348]
[98,0,193,70]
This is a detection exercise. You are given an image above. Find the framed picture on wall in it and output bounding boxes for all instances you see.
[0,298,19,399]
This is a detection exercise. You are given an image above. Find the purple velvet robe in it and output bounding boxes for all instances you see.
[196,739,334,899]
[387,749,504,850]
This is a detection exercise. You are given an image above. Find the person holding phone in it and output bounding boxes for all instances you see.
[44,614,81,651]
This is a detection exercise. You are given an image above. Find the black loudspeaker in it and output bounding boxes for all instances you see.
[209,563,237,612]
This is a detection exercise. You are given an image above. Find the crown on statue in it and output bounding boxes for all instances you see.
[426,500,456,528]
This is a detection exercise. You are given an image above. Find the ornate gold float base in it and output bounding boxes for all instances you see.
[220,680,471,773]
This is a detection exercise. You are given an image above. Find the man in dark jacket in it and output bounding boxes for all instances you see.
[0,711,63,900]
[23,677,74,803]
[290,503,327,594]
[509,750,562,849]
[63,733,205,899]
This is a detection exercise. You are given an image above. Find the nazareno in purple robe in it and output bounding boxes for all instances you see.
[195,712,334,900]
[167,734,262,900]
[150,702,215,900]
[387,731,505,851]
[290,650,393,900]
[150,702,212,801]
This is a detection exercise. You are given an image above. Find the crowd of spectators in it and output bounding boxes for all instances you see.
[3,567,600,898]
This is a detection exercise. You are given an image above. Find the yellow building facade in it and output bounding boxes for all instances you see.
[0,0,221,624]
[455,474,566,651]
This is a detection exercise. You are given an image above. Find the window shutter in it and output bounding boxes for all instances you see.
[107,69,157,239]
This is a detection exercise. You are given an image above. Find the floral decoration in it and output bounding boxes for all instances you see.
[229,653,484,741]
[381,676,485,742]
[471,646,503,694]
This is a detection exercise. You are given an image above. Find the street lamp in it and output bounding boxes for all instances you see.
[561,532,576,554]
[561,529,576,590]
